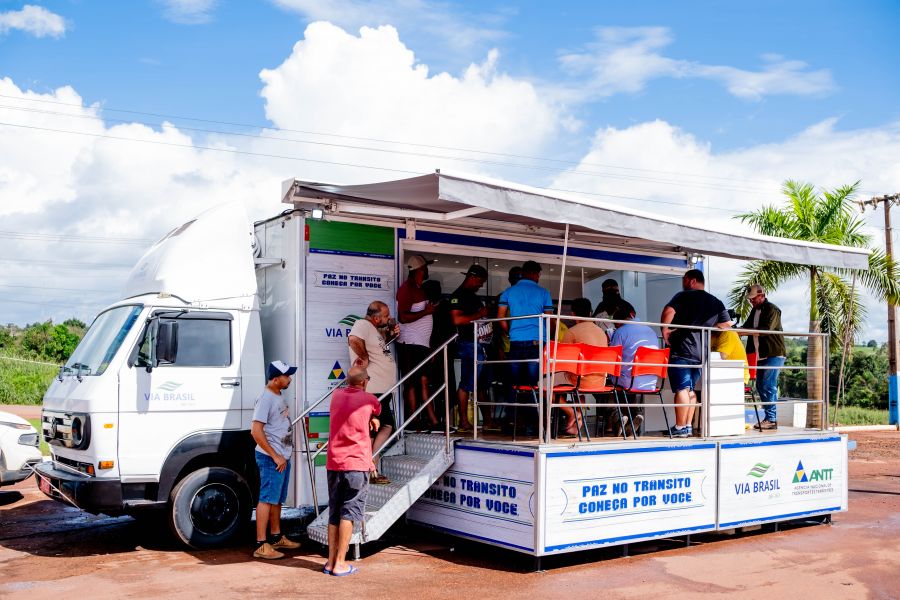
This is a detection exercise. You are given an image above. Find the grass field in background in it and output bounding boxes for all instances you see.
[830,404,890,426]
[0,355,58,405]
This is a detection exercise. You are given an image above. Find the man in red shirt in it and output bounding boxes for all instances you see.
[324,366,381,577]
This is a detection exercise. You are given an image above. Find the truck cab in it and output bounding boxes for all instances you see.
[36,203,265,548]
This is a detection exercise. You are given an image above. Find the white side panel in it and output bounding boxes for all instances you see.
[717,434,847,528]
[408,444,537,554]
[707,359,746,437]
[541,441,717,554]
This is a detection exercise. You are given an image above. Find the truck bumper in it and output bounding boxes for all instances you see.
[34,461,124,513]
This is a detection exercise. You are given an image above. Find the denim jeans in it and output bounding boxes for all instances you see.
[757,356,786,422]
[508,341,540,392]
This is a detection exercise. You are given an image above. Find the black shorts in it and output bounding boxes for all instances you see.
[370,393,396,430]
[397,343,431,378]
[327,470,368,526]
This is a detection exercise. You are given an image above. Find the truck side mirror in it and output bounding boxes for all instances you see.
[155,321,179,366]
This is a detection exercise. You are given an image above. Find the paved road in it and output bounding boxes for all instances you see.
[1,432,898,599]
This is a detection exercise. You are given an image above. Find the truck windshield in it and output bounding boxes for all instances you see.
[63,305,143,377]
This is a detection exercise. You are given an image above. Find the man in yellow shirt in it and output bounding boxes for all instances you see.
[712,329,750,385]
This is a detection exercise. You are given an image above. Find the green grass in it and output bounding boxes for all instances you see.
[0,354,58,405]
[26,418,50,456]
[829,404,890,426]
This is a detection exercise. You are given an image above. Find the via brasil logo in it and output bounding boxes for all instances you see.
[325,315,362,339]
[328,361,346,381]
[747,463,771,478]
[157,381,182,392]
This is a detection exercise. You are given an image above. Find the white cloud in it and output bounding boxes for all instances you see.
[551,118,900,340]
[0,4,66,38]
[258,22,573,182]
[158,0,218,25]
[272,0,507,54]
[559,26,835,100]
[0,22,572,325]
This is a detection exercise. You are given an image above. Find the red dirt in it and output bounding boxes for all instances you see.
[1,431,897,599]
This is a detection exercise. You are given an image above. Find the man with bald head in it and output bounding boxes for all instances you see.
[324,365,381,576]
[349,300,400,483]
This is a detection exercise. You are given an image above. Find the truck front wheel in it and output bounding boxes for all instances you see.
[168,466,251,549]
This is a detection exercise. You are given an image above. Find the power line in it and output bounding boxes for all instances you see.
[0,230,154,245]
[0,284,115,294]
[0,92,778,187]
[0,120,746,214]
[2,296,104,309]
[0,257,132,269]
[0,103,775,195]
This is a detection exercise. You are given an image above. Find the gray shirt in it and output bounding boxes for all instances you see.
[252,389,292,459]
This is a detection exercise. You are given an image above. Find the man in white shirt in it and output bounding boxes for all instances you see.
[348,301,400,483]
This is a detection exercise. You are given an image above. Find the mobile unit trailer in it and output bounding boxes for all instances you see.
[37,171,860,554]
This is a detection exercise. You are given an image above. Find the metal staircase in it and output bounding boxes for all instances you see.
[306,433,455,546]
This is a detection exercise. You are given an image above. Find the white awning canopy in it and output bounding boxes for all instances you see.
[282,171,870,270]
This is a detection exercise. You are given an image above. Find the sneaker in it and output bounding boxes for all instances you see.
[271,535,301,550]
[616,415,629,437]
[253,542,284,560]
[631,414,644,436]
[669,425,691,438]
[754,419,778,431]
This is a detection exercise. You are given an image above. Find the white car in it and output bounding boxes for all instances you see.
[0,411,43,487]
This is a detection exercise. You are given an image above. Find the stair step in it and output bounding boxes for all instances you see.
[380,456,429,480]
[403,433,454,458]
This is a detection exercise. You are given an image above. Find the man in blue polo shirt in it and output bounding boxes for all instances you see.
[497,260,554,433]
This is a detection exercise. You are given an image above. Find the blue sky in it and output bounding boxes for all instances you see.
[2,0,900,339]
[5,0,900,153]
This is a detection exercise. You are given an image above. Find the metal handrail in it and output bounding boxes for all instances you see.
[300,334,458,516]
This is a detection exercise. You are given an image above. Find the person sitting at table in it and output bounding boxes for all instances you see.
[610,302,659,436]
[559,298,608,435]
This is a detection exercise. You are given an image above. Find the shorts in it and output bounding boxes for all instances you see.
[397,343,431,378]
[327,470,369,526]
[256,451,291,505]
[370,393,396,430]
[668,357,701,393]
[457,341,488,393]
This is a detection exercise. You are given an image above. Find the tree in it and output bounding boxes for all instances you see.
[728,180,900,427]
[867,339,878,348]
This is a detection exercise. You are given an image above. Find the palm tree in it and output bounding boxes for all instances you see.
[728,180,900,427]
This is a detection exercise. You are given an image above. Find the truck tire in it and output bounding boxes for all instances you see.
[168,466,251,549]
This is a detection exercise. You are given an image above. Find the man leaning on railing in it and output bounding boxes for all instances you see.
[742,284,786,431]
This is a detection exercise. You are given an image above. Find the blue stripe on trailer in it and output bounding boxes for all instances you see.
[398,228,687,268]
[546,443,715,458]
[456,444,535,457]
[719,507,841,529]
[446,469,533,485]
[721,437,841,449]
[409,520,534,552]
[543,523,716,553]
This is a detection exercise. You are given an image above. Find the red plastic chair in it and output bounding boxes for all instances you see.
[576,344,626,439]
[616,346,670,439]
[511,342,582,441]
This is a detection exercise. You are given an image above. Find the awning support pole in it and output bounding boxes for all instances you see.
[546,224,570,444]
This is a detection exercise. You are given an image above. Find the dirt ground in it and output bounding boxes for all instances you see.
[1,431,898,600]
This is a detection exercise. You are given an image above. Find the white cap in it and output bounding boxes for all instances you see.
[747,284,766,299]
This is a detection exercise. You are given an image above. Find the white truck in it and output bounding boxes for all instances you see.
[36,171,860,554]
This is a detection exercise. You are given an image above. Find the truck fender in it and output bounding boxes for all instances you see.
[156,430,256,502]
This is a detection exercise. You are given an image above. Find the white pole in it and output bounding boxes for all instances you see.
[546,224,570,443]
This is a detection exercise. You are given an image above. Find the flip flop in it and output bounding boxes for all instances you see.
[331,565,359,577]
[323,567,332,575]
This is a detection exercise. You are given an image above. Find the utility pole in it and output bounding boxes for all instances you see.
[860,193,900,426]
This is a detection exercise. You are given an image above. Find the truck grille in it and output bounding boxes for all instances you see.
[42,411,91,450]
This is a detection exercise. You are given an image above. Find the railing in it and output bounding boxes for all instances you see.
[468,314,830,445]
[296,334,458,516]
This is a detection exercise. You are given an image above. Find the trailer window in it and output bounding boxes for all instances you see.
[165,318,232,367]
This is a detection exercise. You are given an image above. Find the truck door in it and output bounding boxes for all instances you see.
[118,311,243,478]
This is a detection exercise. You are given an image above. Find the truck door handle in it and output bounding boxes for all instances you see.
[221,381,240,388]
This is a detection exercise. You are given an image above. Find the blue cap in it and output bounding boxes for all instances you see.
[267,360,297,381]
